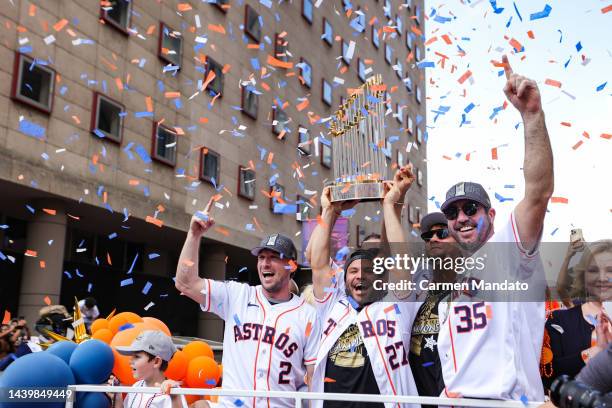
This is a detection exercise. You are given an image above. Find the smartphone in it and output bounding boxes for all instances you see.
[570,228,585,250]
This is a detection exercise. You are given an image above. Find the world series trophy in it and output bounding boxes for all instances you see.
[328,74,388,202]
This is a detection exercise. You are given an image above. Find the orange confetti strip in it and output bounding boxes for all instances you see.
[145,96,153,112]
[145,216,164,228]
[602,4,612,13]
[601,133,611,140]
[267,55,293,69]
[324,378,336,383]
[115,77,123,91]
[296,99,309,111]
[305,321,312,337]
[29,4,36,16]
[465,153,471,161]
[442,155,452,160]
[222,64,231,74]
[177,3,193,11]
[215,226,230,237]
[71,115,81,125]
[164,91,181,98]
[425,36,437,46]
[491,147,498,160]
[441,34,452,44]
[544,79,562,88]
[2,310,10,325]
[582,131,590,139]
[208,24,226,34]
[509,38,523,52]
[551,197,569,204]
[266,152,274,164]
[572,140,584,150]
[457,70,472,84]
[146,24,156,35]
[129,179,140,186]
[486,304,493,319]
[107,252,112,266]
[247,44,260,49]
[202,70,217,91]
[42,208,56,215]
[25,249,37,257]
[527,30,535,39]
[410,25,422,36]
[252,217,263,232]
[560,122,571,127]
[44,296,51,306]
[40,260,46,269]
[261,82,271,92]
[53,18,68,32]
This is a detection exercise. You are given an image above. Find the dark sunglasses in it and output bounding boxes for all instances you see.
[421,228,449,242]
[443,201,481,220]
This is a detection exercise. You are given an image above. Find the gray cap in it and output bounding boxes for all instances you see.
[441,182,491,212]
[251,233,297,260]
[115,330,176,362]
[420,212,447,236]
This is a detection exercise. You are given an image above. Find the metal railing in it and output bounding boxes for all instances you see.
[65,385,544,408]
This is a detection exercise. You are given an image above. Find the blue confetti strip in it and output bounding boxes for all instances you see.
[273,203,298,214]
[19,120,46,140]
[134,144,152,164]
[127,253,139,274]
[142,281,153,295]
[148,253,160,259]
[520,395,529,406]
[550,227,559,236]
[422,361,434,367]
[120,278,134,287]
[513,2,523,21]
[108,232,117,240]
[233,314,242,327]
[347,296,359,309]
[416,61,435,69]
[575,42,582,52]
[118,323,134,331]
[529,4,552,20]
[596,82,607,92]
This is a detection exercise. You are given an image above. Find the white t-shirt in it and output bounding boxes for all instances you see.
[123,380,187,408]
[437,211,546,402]
[78,300,100,323]
[200,280,321,408]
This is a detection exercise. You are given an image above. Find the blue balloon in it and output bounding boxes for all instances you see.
[0,352,75,408]
[69,340,114,384]
[46,341,78,365]
[76,392,112,408]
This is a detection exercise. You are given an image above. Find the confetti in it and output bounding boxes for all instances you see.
[520,395,529,406]
[529,4,552,20]
[422,361,435,367]
[142,281,153,295]
[550,324,564,334]
[19,119,46,140]
[2,311,10,325]
[120,278,134,287]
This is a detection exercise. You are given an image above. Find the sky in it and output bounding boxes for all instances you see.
[422,0,611,245]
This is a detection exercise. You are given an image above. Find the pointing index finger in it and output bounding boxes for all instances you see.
[502,55,513,79]
[204,196,215,214]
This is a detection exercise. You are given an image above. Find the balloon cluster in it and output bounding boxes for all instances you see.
[0,312,222,407]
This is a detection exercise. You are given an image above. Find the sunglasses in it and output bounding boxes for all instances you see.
[421,228,449,242]
[443,201,482,220]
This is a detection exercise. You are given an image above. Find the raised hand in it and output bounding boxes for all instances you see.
[383,164,415,206]
[189,197,216,238]
[502,55,542,116]
[321,186,359,216]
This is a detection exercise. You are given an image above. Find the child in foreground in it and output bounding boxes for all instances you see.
[109,330,188,408]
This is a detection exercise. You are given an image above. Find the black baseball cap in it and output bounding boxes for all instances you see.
[344,248,378,278]
[441,182,491,212]
[420,212,447,236]
[251,233,297,260]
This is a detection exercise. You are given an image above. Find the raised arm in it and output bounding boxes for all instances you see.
[175,198,216,304]
[310,186,357,299]
[502,55,554,251]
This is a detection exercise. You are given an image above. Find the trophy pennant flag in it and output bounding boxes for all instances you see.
[328,74,388,202]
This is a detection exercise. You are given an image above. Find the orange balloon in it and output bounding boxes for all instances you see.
[183,341,214,361]
[110,326,144,385]
[142,317,171,337]
[108,315,129,335]
[165,350,188,381]
[185,356,220,388]
[90,318,109,334]
[121,312,143,324]
[92,328,113,344]
[185,394,202,405]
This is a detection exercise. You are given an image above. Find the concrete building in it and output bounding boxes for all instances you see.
[0,0,426,340]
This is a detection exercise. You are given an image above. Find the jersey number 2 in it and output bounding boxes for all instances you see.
[454,302,488,333]
[278,361,292,384]
[384,341,408,369]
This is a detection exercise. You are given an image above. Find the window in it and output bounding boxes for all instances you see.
[385,44,393,64]
[396,15,403,36]
[200,147,220,186]
[372,26,380,49]
[244,5,262,43]
[158,23,182,68]
[417,168,423,186]
[342,40,352,65]
[358,58,367,83]
[152,122,178,167]
[298,126,311,155]
[396,103,403,124]
[302,0,313,23]
[242,86,258,119]
[416,207,421,223]
[90,92,125,143]
[384,0,391,18]
[100,0,132,34]
[322,18,333,46]
[270,184,285,212]
[238,166,256,200]
[384,91,391,112]
[321,141,332,168]
[406,32,413,52]
[395,58,403,79]
[212,0,229,12]
[274,33,289,63]
[205,56,224,97]
[321,80,332,106]
[296,195,312,222]
[11,53,56,113]
[272,107,290,137]
[300,58,312,88]
[417,126,423,144]
[405,76,413,93]
[416,86,422,104]
[384,140,392,160]
[407,115,414,135]
[415,45,422,61]
[354,8,366,32]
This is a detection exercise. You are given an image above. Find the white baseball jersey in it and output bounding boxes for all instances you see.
[123,380,188,408]
[310,270,422,408]
[437,211,547,401]
[200,280,321,408]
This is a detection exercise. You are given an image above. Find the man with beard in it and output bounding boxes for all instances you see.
[409,212,460,408]
[307,165,421,408]
[175,198,321,408]
[436,55,554,402]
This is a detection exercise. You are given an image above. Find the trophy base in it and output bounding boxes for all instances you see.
[330,181,385,202]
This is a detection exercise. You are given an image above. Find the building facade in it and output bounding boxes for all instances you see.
[0,0,426,340]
